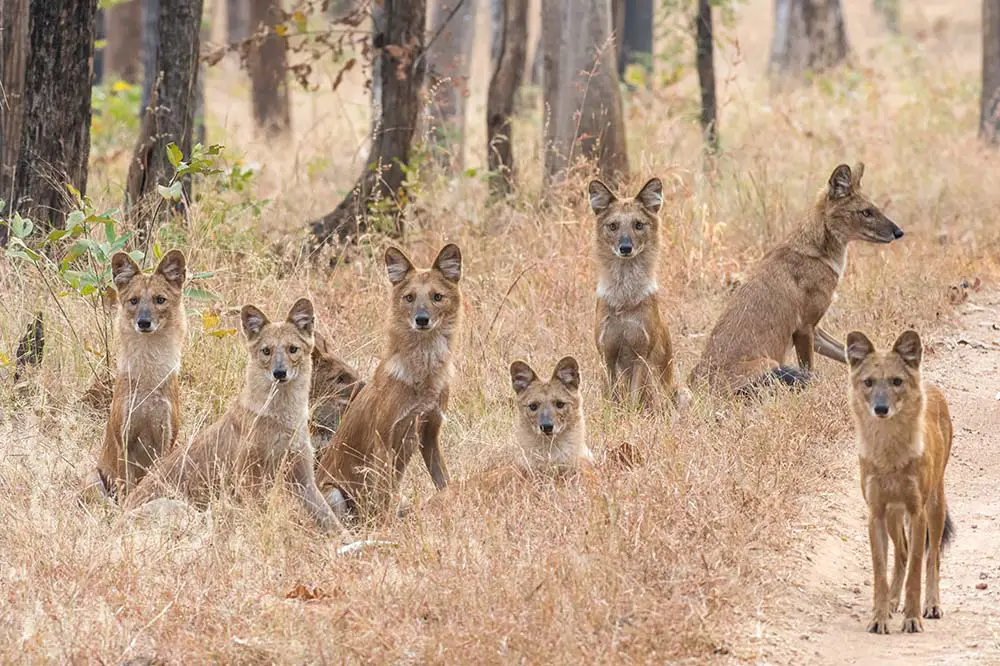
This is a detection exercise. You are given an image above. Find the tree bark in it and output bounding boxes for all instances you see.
[1,0,29,240]
[10,0,97,231]
[309,0,426,246]
[94,7,105,85]
[248,0,291,135]
[227,0,250,43]
[696,0,718,155]
[543,0,629,186]
[768,0,849,81]
[425,0,476,171]
[140,0,160,113]
[105,0,142,83]
[127,0,203,220]
[872,0,900,34]
[619,0,653,81]
[487,0,528,197]
[984,0,1000,143]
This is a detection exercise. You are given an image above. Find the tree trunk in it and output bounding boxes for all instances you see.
[105,0,142,83]
[984,0,1000,143]
[140,0,160,113]
[872,0,900,34]
[10,0,97,231]
[94,7,105,85]
[248,0,291,135]
[619,0,653,81]
[543,0,629,186]
[425,0,476,171]
[1,0,29,239]
[227,0,250,43]
[309,0,426,247]
[768,0,849,80]
[611,0,624,75]
[127,0,203,222]
[489,0,504,70]
[487,0,528,197]
[695,0,718,155]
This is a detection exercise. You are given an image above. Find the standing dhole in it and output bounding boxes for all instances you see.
[589,177,681,409]
[85,250,188,501]
[847,329,953,635]
[316,244,463,521]
[690,163,904,394]
[125,299,351,539]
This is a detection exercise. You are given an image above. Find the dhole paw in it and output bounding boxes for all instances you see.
[901,617,924,633]
[867,614,891,635]
[923,605,943,620]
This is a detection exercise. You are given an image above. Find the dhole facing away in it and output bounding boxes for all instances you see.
[124,299,350,540]
[689,163,904,394]
[589,177,681,409]
[86,250,187,501]
[847,330,953,635]
[509,356,594,475]
[309,330,365,452]
[316,244,463,521]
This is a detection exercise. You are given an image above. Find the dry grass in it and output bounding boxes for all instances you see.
[3,0,1000,662]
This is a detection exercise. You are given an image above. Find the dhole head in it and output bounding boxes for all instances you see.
[822,163,904,244]
[847,330,923,420]
[311,330,365,431]
[510,357,582,437]
[384,244,462,333]
[588,178,663,259]
[112,250,186,334]
[241,298,315,384]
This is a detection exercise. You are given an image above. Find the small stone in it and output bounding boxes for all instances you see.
[976,582,988,590]
[852,586,862,594]
[980,572,989,580]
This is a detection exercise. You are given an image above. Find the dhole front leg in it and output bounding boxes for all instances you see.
[289,455,352,541]
[902,507,927,633]
[419,411,450,490]
[867,509,892,634]
[792,328,815,372]
[923,494,946,620]
[887,506,908,612]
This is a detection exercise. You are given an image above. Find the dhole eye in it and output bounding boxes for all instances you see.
[432,293,443,302]
[289,345,299,354]
[892,377,903,387]
[554,400,566,409]
[404,294,415,303]
[862,209,874,218]
[608,222,618,232]
[129,297,139,305]
[262,346,271,356]
[863,378,873,388]
[528,402,539,412]
[154,295,166,305]
[634,221,644,231]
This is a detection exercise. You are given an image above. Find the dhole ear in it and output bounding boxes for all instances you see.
[312,330,330,358]
[111,252,141,290]
[155,249,187,289]
[241,305,269,340]
[846,332,875,369]
[588,180,616,215]
[635,178,664,214]
[828,164,853,200]
[510,361,537,395]
[432,243,463,283]
[552,356,580,391]
[851,162,865,189]
[286,298,315,335]
[892,330,922,369]
[384,247,414,285]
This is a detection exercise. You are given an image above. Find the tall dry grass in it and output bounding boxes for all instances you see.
[2,0,1000,661]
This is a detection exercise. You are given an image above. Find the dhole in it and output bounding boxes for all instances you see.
[316,244,463,521]
[85,250,187,501]
[847,330,953,634]
[124,299,351,539]
[309,330,365,452]
[689,163,904,394]
[589,177,682,409]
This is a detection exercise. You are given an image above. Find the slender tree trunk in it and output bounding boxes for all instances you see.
[1,0,29,239]
[127,0,203,225]
[611,0,624,74]
[872,0,900,34]
[140,0,160,113]
[544,0,629,186]
[309,0,426,246]
[105,0,142,83]
[768,0,849,80]
[696,0,718,155]
[228,0,249,42]
[983,0,1000,143]
[94,7,105,85]
[248,0,291,135]
[425,0,476,171]
[10,0,97,231]
[619,0,653,81]
[540,0,563,178]
[487,0,528,197]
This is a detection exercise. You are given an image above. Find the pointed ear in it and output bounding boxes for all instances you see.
[432,243,462,283]
[510,361,537,395]
[892,330,922,369]
[286,298,315,335]
[846,332,875,369]
[312,330,331,358]
[384,246,414,285]
[241,305,269,340]
[828,164,853,200]
[851,162,865,189]
[111,252,141,290]
[552,356,580,391]
[155,249,186,289]
[588,180,616,215]
[635,178,663,214]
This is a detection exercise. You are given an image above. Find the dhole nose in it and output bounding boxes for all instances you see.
[136,318,152,331]
[414,313,431,328]
[618,240,633,256]
[540,421,554,435]
[272,368,287,381]
[892,227,904,239]
[874,404,889,417]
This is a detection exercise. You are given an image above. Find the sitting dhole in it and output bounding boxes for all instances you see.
[690,163,904,394]
[309,330,365,452]
[847,330,954,635]
[125,299,351,540]
[316,244,463,521]
[588,177,682,409]
[509,357,594,475]
[85,250,187,501]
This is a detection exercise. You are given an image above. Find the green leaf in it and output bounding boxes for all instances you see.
[104,219,116,244]
[183,287,221,302]
[189,270,216,280]
[166,143,183,169]
[65,210,86,232]
[79,284,98,296]
[157,181,183,201]
[46,229,71,243]
[128,250,145,263]
[463,168,478,178]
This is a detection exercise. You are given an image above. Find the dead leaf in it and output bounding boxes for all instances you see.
[285,584,333,602]
[605,441,644,470]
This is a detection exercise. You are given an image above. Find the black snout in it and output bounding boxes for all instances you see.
[874,404,889,417]
[618,237,633,256]
[892,226,904,240]
[136,318,152,331]
[272,368,287,381]
[414,313,431,329]
[540,422,554,435]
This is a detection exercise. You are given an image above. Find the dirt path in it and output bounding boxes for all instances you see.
[747,292,1000,665]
